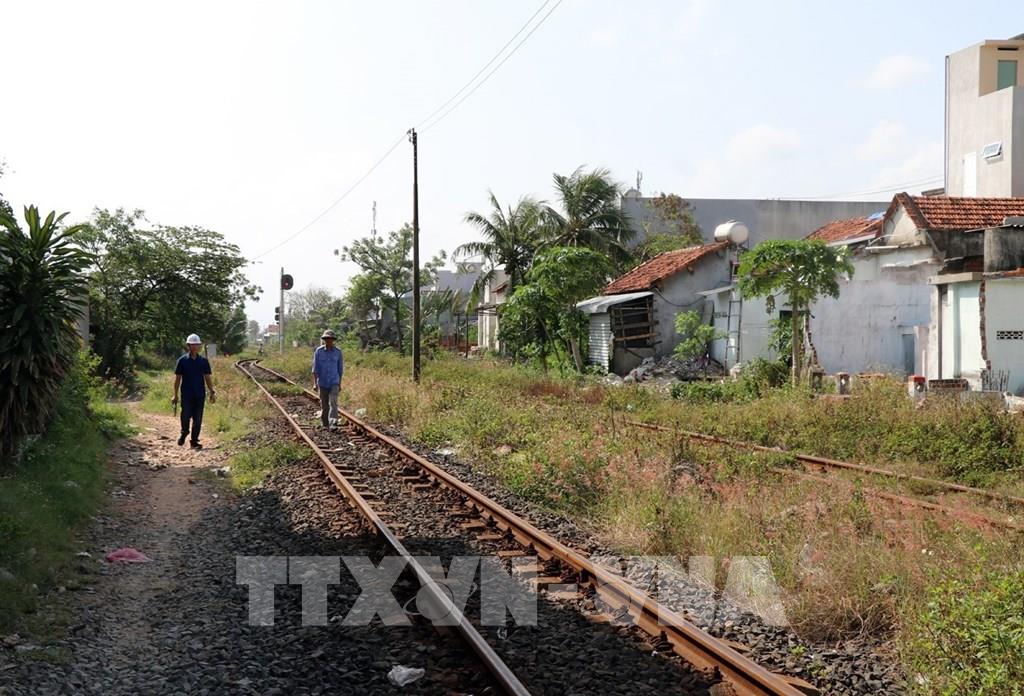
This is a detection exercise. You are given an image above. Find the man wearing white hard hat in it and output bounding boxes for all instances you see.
[172,334,216,449]
[311,329,343,427]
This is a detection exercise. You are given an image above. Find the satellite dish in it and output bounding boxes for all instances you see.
[714,221,749,245]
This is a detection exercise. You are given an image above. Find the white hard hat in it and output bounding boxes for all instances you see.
[186,334,202,345]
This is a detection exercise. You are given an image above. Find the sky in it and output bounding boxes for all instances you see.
[1,0,1020,325]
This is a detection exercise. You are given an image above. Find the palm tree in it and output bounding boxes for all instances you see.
[543,167,634,264]
[455,192,545,305]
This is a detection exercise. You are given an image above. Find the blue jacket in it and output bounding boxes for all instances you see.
[311,345,344,388]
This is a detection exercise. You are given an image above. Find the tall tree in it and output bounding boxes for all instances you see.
[455,192,544,303]
[0,206,92,460]
[543,167,634,264]
[737,239,853,385]
[634,194,704,261]
[500,246,613,372]
[80,208,259,376]
[340,224,444,354]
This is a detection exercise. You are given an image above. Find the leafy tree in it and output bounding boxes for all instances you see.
[247,319,261,344]
[455,192,545,304]
[211,305,248,354]
[0,206,92,460]
[340,224,444,354]
[499,246,613,372]
[79,208,259,376]
[543,167,634,265]
[635,194,703,262]
[673,310,725,362]
[343,272,385,321]
[737,239,853,385]
[289,285,345,325]
[0,159,12,219]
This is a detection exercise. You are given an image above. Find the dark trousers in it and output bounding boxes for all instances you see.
[180,394,206,443]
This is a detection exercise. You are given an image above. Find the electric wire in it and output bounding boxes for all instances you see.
[782,174,944,201]
[252,0,561,259]
[420,0,564,132]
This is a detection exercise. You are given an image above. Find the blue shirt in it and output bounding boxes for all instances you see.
[175,353,211,399]
[311,345,343,388]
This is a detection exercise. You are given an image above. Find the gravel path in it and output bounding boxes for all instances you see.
[0,405,502,695]
[244,360,907,695]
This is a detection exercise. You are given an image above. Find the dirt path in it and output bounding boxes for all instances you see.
[1,402,498,695]
[0,402,232,693]
[86,403,231,662]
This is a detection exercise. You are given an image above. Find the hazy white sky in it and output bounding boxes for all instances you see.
[1,1,1018,323]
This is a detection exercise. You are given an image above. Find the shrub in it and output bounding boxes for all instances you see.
[0,207,92,461]
[739,358,789,397]
[904,568,1024,695]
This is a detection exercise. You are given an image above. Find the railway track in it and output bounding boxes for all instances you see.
[623,419,1024,533]
[236,359,817,696]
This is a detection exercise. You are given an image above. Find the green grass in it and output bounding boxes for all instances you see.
[0,355,133,633]
[259,346,1024,659]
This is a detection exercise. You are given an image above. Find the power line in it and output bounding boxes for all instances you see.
[783,174,944,201]
[251,0,561,260]
[252,133,407,260]
[421,0,564,132]
[416,0,552,129]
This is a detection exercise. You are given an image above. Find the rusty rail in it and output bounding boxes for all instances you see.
[236,360,532,696]
[624,420,1024,532]
[243,360,813,696]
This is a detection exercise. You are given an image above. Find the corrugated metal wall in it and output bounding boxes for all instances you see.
[589,314,612,370]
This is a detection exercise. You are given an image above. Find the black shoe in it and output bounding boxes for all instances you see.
[190,441,203,450]
[177,434,186,446]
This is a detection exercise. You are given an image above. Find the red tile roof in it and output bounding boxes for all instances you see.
[603,241,728,295]
[891,193,1024,231]
[806,215,883,244]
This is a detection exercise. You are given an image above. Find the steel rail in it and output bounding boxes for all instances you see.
[235,360,533,696]
[244,361,812,696]
[625,420,1024,532]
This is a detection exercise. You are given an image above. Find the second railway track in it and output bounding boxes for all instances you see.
[237,359,819,696]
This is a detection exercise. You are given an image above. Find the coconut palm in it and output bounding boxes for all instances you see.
[543,167,634,264]
[455,192,545,305]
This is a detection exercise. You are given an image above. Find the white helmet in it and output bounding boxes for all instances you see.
[186,334,202,345]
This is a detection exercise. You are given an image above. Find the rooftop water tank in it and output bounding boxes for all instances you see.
[714,220,749,245]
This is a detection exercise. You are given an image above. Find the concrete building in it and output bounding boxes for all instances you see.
[927,215,1024,395]
[578,241,733,374]
[946,35,1024,197]
[476,269,508,353]
[806,195,1024,382]
[621,193,890,362]
[806,209,936,376]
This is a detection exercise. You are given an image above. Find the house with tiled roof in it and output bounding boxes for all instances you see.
[803,204,936,377]
[577,240,734,374]
[803,194,1024,387]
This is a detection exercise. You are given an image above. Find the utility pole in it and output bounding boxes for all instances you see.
[279,266,285,353]
[408,128,421,383]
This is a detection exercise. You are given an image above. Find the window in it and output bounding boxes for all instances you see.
[981,141,1003,160]
[998,60,1018,90]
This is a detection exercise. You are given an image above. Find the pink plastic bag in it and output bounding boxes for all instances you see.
[105,547,152,563]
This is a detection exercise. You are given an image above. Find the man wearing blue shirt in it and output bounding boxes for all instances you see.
[311,329,343,427]
[172,334,216,449]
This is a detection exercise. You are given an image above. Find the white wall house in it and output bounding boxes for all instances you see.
[476,269,508,353]
[620,193,890,365]
[929,219,1024,395]
[807,194,1024,378]
[578,241,734,375]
